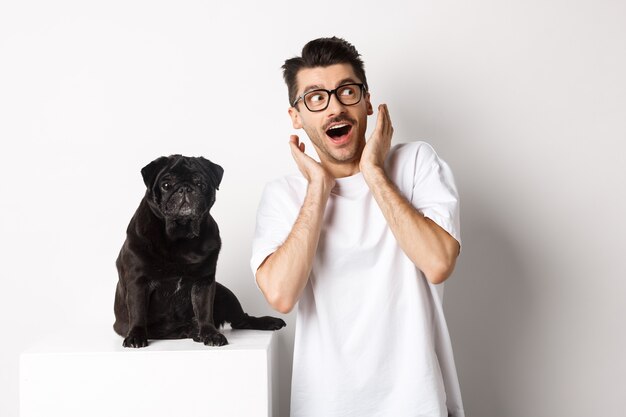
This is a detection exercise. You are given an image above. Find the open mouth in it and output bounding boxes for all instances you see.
[325,123,353,144]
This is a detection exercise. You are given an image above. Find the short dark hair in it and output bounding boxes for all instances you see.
[282,37,368,106]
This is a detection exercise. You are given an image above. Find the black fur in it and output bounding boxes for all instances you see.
[114,155,285,348]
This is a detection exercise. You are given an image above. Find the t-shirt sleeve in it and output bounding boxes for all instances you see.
[250,180,297,280]
[410,143,461,249]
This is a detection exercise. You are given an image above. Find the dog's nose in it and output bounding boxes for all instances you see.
[178,185,192,194]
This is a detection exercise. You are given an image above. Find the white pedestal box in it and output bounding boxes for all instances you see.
[20,328,278,417]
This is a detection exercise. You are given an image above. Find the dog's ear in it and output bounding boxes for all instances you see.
[198,157,224,190]
[141,156,170,188]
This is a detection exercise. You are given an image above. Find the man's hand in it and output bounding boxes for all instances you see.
[289,135,336,192]
[359,104,459,284]
[256,135,335,314]
[360,104,394,175]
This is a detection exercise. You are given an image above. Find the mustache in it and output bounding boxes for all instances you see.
[323,116,356,131]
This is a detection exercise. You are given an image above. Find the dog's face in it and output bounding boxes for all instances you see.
[141,155,224,239]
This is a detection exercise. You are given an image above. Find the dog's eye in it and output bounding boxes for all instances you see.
[161,182,171,191]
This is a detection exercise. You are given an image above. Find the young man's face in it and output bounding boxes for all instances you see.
[288,63,373,171]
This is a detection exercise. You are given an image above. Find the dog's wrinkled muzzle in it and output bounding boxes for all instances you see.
[165,189,200,218]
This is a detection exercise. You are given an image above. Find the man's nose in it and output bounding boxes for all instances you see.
[326,92,346,114]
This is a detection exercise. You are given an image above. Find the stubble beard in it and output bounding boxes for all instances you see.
[304,126,365,167]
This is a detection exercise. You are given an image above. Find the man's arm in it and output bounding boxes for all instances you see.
[255,135,335,313]
[361,105,460,285]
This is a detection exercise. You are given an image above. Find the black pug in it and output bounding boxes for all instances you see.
[114,155,285,348]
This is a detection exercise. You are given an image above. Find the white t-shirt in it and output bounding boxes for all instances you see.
[251,142,465,417]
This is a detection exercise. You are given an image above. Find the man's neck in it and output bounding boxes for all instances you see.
[322,159,361,178]
[318,138,366,178]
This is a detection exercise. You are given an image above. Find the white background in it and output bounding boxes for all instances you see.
[1,1,625,416]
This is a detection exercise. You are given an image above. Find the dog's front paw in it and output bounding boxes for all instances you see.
[123,328,148,348]
[204,332,228,346]
[194,329,228,347]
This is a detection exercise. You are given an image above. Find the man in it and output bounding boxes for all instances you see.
[250,37,464,417]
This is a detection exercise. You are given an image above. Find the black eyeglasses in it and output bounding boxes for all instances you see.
[292,83,366,112]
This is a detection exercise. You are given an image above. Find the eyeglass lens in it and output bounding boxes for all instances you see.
[304,84,362,111]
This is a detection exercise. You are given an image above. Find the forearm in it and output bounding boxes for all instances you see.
[255,181,331,313]
[362,165,460,284]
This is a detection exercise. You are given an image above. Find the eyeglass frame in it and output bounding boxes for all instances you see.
[291,83,367,112]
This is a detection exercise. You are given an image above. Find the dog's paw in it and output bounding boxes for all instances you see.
[204,332,228,346]
[231,315,287,331]
[194,330,228,347]
[123,328,148,348]
[260,316,287,331]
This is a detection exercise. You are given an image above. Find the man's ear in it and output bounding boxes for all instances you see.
[365,92,374,116]
[288,107,303,129]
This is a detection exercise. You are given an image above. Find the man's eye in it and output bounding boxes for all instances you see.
[340,87,355,96]
[309,93,325,103]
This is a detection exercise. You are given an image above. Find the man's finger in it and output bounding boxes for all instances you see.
[385,104,392,135]
[367,104,383,142]
[379,104,392,137]
[375,104,385,133]
[289,136,307,157]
